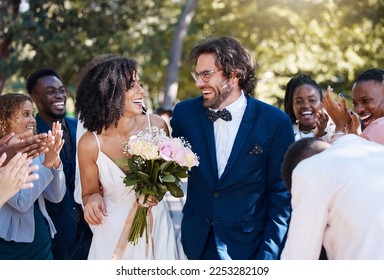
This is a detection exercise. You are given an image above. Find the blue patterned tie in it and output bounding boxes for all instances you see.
[206,108,232,122]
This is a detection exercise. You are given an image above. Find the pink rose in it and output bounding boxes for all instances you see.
[159,142,174,161]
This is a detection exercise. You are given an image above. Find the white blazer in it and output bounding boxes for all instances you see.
[282,134,384,259]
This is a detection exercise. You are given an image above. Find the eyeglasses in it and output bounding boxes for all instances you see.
[191,69,222,82]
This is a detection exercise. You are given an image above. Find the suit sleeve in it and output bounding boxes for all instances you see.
[43,162,66,203]
[257,115,294,259]
[5,156,66,212]
[170,103,181,138]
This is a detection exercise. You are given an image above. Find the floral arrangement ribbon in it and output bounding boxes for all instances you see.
[111,198,155,260]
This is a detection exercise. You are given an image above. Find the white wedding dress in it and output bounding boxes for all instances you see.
[87,132,184,260]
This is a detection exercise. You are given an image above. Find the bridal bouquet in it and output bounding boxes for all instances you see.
[118,126,199,245]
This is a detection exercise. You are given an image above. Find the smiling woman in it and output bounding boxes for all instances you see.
[284,74,335,142]
[0,93,36,138]
[75,55,184,260]
[0,92,66,260]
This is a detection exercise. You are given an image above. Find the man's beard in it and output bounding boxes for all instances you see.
[47,110,66,120]
[203,81,233,109]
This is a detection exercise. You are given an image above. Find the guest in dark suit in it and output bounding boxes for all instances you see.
[26,68,92,259]
[170,36,294,260]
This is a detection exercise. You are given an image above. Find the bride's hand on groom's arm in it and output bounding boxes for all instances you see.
[83,193,108,226]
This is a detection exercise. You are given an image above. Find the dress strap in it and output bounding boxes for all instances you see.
[92,132,101,152]
[146,113,152,132]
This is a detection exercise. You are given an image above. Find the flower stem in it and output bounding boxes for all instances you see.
[128,205,148,245]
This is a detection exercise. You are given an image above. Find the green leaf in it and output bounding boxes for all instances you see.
[115,157,129,171]
[162,174,176,183]
[156,183,168,193]
[159,161,173,171]
[150,165,158,185]
[166,183,184,198]
[172,168,189,178]
[137,171,150,184]
[142,188,156,195]
[128,158,138,172]
[156,192,165,202]
[124,177,139,187]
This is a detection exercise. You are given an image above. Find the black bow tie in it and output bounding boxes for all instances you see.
[206,108,232,122]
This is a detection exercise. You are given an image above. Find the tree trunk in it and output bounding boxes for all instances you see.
[159,0,198,112]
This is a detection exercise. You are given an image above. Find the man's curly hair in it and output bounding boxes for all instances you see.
[75,56,138,134]
[0,93,33,138]
[189,36,257,95]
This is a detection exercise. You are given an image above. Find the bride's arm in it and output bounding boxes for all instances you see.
[78,132,107,226]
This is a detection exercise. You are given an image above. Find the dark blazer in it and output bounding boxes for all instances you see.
[171,95,294,260]
[36,114,91,259]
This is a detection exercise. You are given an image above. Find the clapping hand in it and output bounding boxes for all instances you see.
[0,131,50,165]
[42,121,65,169]
[323,86,362,135]
[314,110,329,138]
[323,86,351,132]
[0,152,39,207]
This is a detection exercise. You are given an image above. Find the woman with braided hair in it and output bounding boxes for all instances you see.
[284,74,335,142]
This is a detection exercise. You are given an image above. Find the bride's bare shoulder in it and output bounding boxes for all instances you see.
[149,114,169,132]
[78,131,98,152]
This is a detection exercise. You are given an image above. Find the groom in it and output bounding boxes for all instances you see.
[171,36,294,260]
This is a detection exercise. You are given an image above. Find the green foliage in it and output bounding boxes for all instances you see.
[1,0,383,110]
[122,155,186,201]
[178,0,384,107]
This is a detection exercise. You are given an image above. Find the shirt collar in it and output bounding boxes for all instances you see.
[223,91,246,114]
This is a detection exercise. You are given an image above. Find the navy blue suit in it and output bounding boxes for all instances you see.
[36,114,92,259]
[171,96,294,260]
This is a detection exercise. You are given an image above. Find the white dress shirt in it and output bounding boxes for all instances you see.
[213,92,247,178]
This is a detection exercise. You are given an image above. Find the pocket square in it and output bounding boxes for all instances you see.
[249,144,263,155]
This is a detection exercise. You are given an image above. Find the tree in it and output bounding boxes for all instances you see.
[1,0,383,112]
[159,0,198,112]
[0,0,21,93]
[175,0,384,108]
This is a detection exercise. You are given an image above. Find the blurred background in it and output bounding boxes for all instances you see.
[1,0,383,115]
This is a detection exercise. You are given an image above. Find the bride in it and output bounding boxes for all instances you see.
[76,55,183,260]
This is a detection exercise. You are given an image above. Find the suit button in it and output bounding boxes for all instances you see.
[213,191,220,197]
[206,218,211,224]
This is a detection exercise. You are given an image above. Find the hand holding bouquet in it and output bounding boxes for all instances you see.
[117,126,199,245]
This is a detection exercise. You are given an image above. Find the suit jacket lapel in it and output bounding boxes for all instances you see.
[199,108,219,180]
[219,97,256,183]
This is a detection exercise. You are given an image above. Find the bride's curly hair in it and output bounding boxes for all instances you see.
[75,56,138,134]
